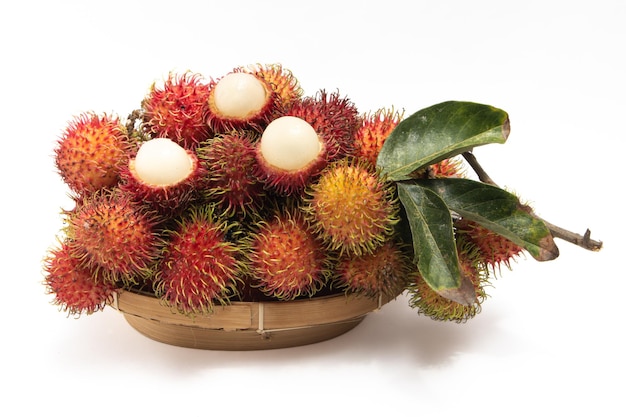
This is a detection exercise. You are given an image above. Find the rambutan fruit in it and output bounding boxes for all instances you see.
[455,218,525,273]
[303,158,399,256]
[254,115,328,195]
[196,132,265,218]
[120,137,207,215]
[430,157,466,178]
[154,205,245,315]
[43,240,118,316]
[206,70,277,133]
[66,189,164,284]
[286,89,360,160]
[407,236,489,323]
[353,107,404,166]
[334,240,411,298]
[240,63,303,111]
[245,205,331,301]
[141,71,211,149]
[54,112,131,196]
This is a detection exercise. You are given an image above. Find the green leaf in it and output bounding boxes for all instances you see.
[397,182,477,305]
[416,178,559,261]
[376,101,510,181]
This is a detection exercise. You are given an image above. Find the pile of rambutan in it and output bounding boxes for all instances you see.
[43,63,602,325]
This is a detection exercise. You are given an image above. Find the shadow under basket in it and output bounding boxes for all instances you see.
[109,290,399,351]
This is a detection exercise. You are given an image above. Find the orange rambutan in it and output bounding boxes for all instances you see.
[245,205,331,301]
[155,205,245,315]
[54,112,131,196]
[430,157,466,178]
[303,158,399,256]
[43,240,118,316]
[334,240,411,298]
[241,63,303,112]
[141,71,212,149]
[353,107,404,166]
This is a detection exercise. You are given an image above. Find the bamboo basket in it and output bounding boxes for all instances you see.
[109,290,399,350]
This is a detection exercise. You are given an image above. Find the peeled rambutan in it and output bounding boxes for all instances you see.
[254,115,328,195]
[245,205,331,301]
[240,63,303,111]
[206,69,277,133]
[197,132,265,218]
[334,240,411,298]
[303,158,399,256]
[66,189,164,284]
[286,89,360,160]
[407,236,489,322]
[43,240,118,316]
[120,137,207,216]
[455,218,525,273]
[154,205,245,315]
[54,112,131,196]
[141,71,211,149]
[353,107,404,166]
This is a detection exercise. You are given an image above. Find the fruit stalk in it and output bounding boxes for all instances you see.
[462,151,603,252]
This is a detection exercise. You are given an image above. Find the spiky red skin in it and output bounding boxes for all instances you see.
[304,158,399,256]
[353,108,403,166]
[155,208,243,315]
[430,157,465,178]
[254,137,329,196]
[335,240,411,298]
[44,241,118,316]
[142,72,212,150]
[67,190,163,284]
[197,132,265,217]
[55,112,130,196]
[455,218,524,272]
[206,69,277,134]
[119,149,207,216]
[247,209,329,300]
[408,237,488,322]
[287,90,360,160]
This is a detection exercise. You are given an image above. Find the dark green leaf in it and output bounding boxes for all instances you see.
[417,178,559,261]
[397,182,477,305]
[376,101,510,181]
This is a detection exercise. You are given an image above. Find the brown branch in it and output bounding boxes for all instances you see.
[461,151,603,252]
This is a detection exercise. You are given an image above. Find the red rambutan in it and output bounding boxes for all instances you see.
[141,71,212,149]
[155,205,245,315]
[197,132,265,218]
[43,240,118,316]
[353,107,404,166]
[245,206,331,301]
[54,112,131,196]
[66,189,164,284]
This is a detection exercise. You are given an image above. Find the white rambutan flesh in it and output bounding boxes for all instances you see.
[213,72,268,118]
[259,116,322,171]
[134,138,193,186]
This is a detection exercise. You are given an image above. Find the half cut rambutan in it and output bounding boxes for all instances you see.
[206,70,277,133]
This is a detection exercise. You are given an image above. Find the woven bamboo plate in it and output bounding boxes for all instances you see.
[109,290,399,350]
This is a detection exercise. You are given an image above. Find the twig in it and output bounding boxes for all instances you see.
[462,151,603,252]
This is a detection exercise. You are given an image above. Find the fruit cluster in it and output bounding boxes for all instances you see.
[43,64,527,322]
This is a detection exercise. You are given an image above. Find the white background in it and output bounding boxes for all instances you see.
[2,1,624,415]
